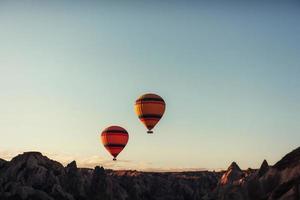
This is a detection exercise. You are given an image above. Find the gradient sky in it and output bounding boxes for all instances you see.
[0,1,299,171]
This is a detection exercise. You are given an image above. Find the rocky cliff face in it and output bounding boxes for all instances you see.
[0,147,299,200]
[209,147,300,200]
[0,152,220,200]
[219,162,243,185]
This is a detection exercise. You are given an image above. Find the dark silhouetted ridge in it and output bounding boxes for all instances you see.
[274,147,300,170]
[0,147,299,200]
[258,159,269,177]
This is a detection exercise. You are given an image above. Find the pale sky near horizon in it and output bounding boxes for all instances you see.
[0,0,300,171]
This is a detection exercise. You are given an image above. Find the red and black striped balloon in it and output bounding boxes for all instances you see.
[101,126,129,161]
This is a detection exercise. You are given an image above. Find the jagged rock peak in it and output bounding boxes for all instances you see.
[13,151,42,158]
[67,161,77,169]
[219,162,243,185]
[8,151,64,174]
[261,159,268,166]
[91,167,106,182]
[11,152,47,162]
[9,152,51,166]
[66,161,78,175]
[258,159,269,177]
[228,162,241,171]
[274,147,300,170]
[93,166,106,178]
[94,166,105,173]
[10,151,60,164]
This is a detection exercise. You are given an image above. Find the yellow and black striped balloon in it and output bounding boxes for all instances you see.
[134,93,165,134]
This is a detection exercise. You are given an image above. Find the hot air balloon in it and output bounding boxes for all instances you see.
[134,93,166,134]
[101,126,129,161]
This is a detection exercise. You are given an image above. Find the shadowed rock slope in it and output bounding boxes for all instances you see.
[209,147,300,200]
[0,147,299,200]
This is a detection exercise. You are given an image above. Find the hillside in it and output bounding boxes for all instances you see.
[0,147,299,200]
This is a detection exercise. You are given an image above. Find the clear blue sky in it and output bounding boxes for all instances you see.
[0,0,299,170]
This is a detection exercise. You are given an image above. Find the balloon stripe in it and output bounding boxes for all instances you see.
[104,144,126,147]
[135,101,165,105]
[140,119,160,122]
[139,114,162,119]
[102,130,128,134]
[101,133,128,137]
[136,98,165,103]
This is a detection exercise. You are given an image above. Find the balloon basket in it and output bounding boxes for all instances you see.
[147,131,153,134]
[113,158,117,161]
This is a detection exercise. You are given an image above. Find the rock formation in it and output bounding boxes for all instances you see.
[257,159,269,177]
[0,147,299,200]
[209,147,300,200]
[219,162,243,185]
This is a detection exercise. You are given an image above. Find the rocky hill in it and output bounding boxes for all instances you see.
[0,147,299,200]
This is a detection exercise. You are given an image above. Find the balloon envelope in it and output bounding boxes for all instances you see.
[134,93,165,133]
[101,126,129,160]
